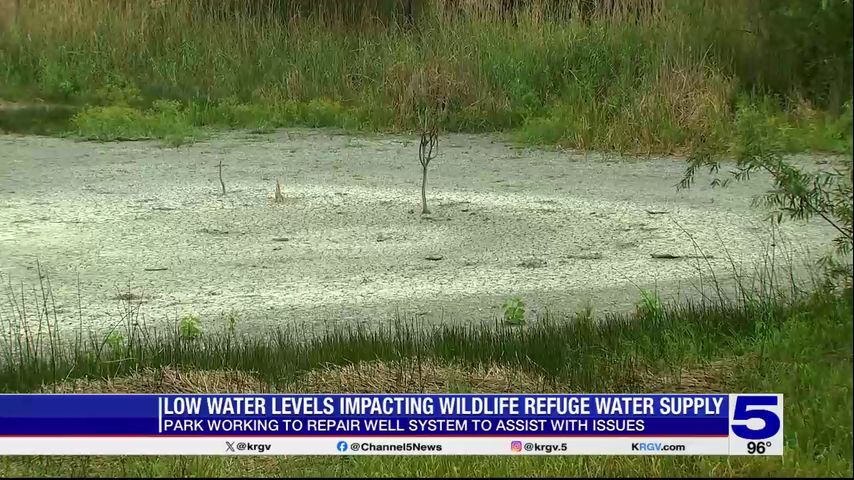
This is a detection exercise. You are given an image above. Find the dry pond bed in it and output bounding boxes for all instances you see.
[0,129,840,339]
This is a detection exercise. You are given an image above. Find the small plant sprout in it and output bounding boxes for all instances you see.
[417,112,439,215]
[226,312,237,335]
[178,314,203,341]
[502,297,526,326]
[635,289,664,322]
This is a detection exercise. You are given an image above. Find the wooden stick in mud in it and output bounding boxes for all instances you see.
[218,160,226,195]
[274,179,285,203]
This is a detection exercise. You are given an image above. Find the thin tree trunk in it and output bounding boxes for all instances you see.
[421,166,429,214]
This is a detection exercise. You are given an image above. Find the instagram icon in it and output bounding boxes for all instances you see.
[511,441,523,453]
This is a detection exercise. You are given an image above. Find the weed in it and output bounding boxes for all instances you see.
[501,297,526,326]
[178,314,202,341]
[104,331,126,354]
[635,289,664,322]
[225,312,237,336]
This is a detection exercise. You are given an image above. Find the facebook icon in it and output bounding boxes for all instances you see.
[337,441,348,452]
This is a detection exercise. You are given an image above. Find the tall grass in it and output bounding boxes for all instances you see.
[1,0,851,153]
[0,249,841,394]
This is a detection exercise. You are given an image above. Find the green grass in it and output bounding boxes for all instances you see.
[70,100,201,145]
[0,272,829,393]
[0,271,851,476]
[0,0,851,153]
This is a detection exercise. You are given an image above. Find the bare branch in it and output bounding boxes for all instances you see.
[218,160,226,195]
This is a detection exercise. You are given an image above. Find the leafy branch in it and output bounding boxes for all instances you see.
[679,115,853,284]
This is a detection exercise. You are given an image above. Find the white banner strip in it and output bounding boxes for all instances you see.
[0,437,753,456]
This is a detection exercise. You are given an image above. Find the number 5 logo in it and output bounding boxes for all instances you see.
[731,395,782,440]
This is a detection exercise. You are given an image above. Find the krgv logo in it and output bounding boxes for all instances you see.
[631,442,686,452]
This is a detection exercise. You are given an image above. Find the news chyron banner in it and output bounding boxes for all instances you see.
[0,394,782,456]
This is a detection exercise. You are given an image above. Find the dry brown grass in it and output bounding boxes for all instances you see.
[660,67,732,136]
[293,359,554,393]
[386,61,473,127]
[38,356,751,395]
[42,367,269,394]
[0,0,17,32]
[40,360,554,394]
[638,354,757,394]
[627,65,734,154]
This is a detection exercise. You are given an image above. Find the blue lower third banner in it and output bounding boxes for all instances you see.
[0,394,783,455]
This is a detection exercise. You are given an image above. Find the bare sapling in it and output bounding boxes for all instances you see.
[418,116,439,215]
[218,160,226,195]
